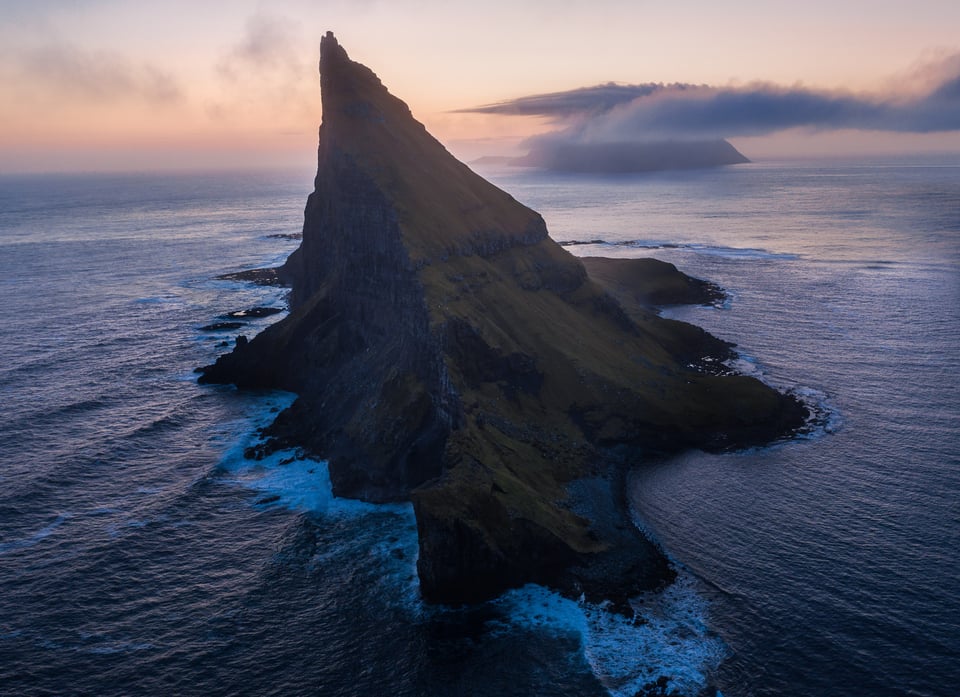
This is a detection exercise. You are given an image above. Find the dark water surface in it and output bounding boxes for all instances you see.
[1,162,957,696]
[488,160,960,697]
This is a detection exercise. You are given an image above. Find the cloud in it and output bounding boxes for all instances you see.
[8,43,182,104]
[209,13,317,126]
[462,83,691,118]
[462,55,960,141]
[574,84,890,140]
[0,0,106,26]
[216,14,304,82]
[898,50,960,97]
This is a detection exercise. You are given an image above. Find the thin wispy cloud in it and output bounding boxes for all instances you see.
[897,50,960,97]
[463,83,689,118]
[209,13,316,126]
[0,0,105,25]
[216,14,304,81]
[7,43,182,104]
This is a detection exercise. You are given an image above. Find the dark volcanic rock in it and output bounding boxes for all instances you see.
[216,267,288,286]
[266,232,303,240]
[201,321,245,331]
[581,256,735,374]
[581,256,725,308]
[222,307,284,319]
[198,32,807,605]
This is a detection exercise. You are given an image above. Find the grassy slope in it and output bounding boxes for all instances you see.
[240,36,807,601]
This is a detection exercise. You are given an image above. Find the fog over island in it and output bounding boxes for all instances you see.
[461,54,960,171]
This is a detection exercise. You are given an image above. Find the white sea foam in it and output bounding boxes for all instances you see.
[724,352,765,379]
[214,390,422,607]
[790,385,843,439]
[216,394,424,618]
[493,574,726,697]
[219,440,390,520]
[226,446,423,612]
[216,391,417,521]
[229,452,400,518]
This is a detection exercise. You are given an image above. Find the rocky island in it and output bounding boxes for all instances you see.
[199,32,807,607]
[491,138,750,174]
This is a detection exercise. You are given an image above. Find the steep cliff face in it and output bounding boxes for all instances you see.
[200,32,807,604]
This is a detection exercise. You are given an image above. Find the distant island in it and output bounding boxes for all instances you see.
[475,139,749,173]
[199,32,806,608]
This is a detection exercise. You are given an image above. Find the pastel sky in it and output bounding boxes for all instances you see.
[2,0,959,172]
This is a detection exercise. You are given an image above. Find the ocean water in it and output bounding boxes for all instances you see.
[0,160,957,696]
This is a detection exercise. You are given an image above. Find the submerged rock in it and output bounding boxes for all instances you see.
[222,307,284,319]
[199,32,806,605]
[200,321,245,331]
[216,267,287,286]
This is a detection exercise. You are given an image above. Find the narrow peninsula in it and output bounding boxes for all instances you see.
[199,32,806,606]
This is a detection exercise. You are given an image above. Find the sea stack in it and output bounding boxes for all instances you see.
[200,32,806,605]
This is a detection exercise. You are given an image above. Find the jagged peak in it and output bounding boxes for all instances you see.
[320,31,347,66]
[311,32,552,263]
[319,31,386,107]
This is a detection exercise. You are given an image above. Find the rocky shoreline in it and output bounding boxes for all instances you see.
[198,32,808,609]
[207,252,804,611]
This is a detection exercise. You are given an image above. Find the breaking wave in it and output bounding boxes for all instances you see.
[493,576,726,697]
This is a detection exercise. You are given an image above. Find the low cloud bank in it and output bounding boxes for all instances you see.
[463,54,960,141]
[462,55,960,171]
[7,43,182,104]
[513,138,749,173]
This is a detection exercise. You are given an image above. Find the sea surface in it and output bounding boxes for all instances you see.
[0,159,957,696]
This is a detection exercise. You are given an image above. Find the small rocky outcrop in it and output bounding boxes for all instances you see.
[199,32,807,605]
[580,257,725,308]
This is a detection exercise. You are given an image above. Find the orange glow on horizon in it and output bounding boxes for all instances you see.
[2,0,958,172]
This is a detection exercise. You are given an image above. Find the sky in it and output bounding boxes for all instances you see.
[1,0,959,173]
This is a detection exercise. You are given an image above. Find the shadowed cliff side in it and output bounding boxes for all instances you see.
[199,32,807,606]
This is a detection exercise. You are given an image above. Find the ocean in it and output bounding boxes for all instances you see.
[0,160,957,696]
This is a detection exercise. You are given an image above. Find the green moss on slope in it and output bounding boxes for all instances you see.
[200,32,808,606]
